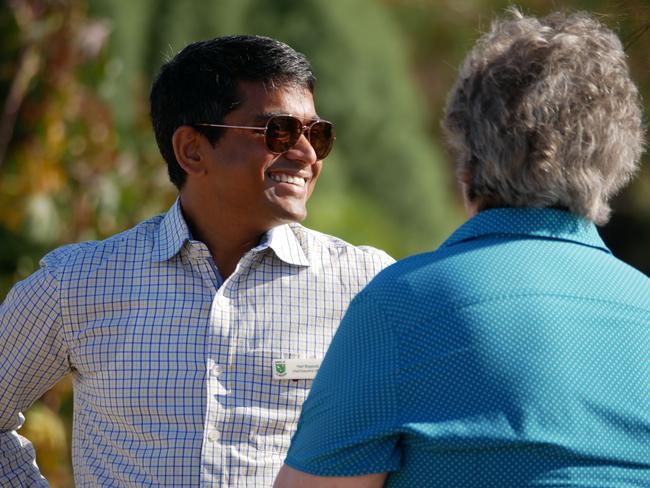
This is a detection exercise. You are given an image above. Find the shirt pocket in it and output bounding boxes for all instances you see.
[252,432,292,455]
[229,348,313,453]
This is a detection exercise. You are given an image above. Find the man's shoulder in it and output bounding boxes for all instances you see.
[40,214,165,272]
[288,223,394,266]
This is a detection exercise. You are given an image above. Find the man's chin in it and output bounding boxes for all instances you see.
[276,209,307,225]
[265,200,308,226]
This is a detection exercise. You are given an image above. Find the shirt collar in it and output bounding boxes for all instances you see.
[152,199,192,262]
[440,207,610,253]
[152,199,310,266]
[262,224,310,267]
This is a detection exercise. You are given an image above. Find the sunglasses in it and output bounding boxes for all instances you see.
[194,115,335,160]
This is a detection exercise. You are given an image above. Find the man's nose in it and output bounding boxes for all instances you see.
[284,133,317,164]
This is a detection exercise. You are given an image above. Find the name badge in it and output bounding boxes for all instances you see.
[272,358,322,380]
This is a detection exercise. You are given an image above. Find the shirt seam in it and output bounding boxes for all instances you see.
[40,265,71,371]
[358,291,403,449]
[443,291,650,316]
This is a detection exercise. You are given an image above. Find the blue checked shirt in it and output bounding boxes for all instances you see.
[0,199,393,487]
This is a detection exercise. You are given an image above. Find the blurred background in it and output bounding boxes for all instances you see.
[1,0,649,485]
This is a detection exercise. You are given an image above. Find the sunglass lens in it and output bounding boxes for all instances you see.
[309,121,335,159]
[265,116,302,153]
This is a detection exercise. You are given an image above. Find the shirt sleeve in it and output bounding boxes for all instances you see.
[0,267,71,486]
[284,289,402,476]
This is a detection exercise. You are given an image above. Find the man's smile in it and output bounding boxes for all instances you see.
[267,171,309,188]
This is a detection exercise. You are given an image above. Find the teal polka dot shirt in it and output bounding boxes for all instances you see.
[285,208,650,487]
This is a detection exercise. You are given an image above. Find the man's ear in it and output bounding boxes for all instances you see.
[172,126,208,176]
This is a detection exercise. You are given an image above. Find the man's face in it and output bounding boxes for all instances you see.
[199,81,323,233]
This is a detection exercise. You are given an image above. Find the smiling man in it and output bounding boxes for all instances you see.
[0,36,393,487]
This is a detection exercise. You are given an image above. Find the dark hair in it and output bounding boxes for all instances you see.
[150,35,316,189]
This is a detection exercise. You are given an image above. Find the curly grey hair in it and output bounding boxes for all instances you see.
[443,8,645,224]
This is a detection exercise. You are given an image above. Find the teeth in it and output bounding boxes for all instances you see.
[269,173,306,187]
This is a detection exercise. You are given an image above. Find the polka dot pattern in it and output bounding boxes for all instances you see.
[285,208,650,487]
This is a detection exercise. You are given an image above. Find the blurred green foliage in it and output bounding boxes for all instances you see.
[1,1,649,486]
[88,0,461,257]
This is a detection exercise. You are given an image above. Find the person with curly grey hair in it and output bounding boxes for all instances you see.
[444,8,644,224]
[275,9,650,487]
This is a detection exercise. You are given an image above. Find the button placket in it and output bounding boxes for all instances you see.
[210,363,222,377]
[185,242,220,292]
[200,270,232,485]
[202,247,264,485]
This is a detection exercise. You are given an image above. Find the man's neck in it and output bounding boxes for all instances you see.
[179,194,270,279]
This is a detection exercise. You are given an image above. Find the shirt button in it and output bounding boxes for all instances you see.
[208,430,220,442]
[210,364,222,377]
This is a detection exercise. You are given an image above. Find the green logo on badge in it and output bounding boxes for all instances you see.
[275,361,287,376]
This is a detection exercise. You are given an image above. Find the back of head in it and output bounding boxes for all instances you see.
[150,35,316,189]
[443,9,645,224]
